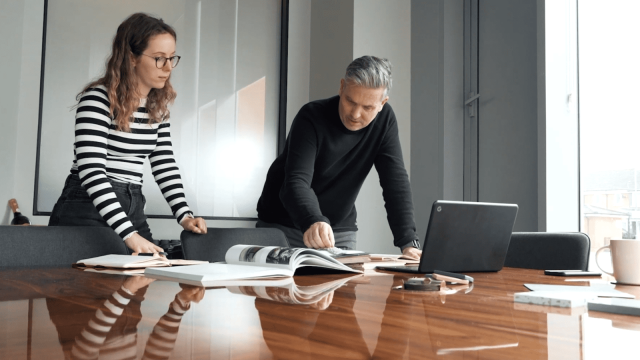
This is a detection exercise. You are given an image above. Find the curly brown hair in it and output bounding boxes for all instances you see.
[78,13,177,132]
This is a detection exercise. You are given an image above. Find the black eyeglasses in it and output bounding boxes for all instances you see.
[141,54,181,69]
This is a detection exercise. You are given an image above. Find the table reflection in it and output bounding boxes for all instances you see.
[240,272,518,359]
[4,267,640,359]
[46,277,203,360]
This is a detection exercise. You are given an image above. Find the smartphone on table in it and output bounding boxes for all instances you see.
[544,270,602,276]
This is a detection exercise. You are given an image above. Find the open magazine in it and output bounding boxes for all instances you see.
[145,245,362,287]
[225,245,363,273]
[226,273,363,305]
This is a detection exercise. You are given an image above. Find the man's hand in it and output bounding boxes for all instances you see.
[309,291,334,310]
[125,233,165,254]
[182,217,207,234]
[402,246,422,260]
[303,222,335,249]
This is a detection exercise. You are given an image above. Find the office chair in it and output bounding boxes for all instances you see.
[0,226,129,267]
[181,228,289,262]
[504,232,591,270]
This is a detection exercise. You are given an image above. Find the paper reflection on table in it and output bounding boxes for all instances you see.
[227,273,362,308]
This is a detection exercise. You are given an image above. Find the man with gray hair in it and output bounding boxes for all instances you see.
[256,56,421,259]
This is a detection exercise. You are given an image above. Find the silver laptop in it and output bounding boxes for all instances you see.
[378,200,518,273]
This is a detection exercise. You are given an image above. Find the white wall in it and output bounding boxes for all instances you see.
[1,0,45,226]
[0,0,24,225]
[353,0,412,254]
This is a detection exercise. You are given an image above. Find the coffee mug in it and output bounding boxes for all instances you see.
[596,239,640,285]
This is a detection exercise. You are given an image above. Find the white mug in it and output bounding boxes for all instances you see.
[596,239,640,285]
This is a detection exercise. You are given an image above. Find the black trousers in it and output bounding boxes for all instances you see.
[48,174,154,242]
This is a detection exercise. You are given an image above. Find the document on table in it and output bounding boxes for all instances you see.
[588,298,640,316]
[523,284,634,299]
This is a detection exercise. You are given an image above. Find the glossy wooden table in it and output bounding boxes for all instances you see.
[1,266,639,359]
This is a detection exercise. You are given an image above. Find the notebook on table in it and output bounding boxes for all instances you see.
[74,255,208,269]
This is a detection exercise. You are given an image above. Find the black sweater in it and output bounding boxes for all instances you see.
[257,96,418,248]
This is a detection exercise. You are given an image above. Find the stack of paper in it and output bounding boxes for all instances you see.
[588,298,640,316]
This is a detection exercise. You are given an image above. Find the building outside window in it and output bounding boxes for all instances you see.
[578,0,640,267]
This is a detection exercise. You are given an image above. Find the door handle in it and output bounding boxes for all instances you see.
[465,93,480,117]
[465,93,481,106]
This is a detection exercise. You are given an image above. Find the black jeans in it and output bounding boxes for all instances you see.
[49,174,154,242]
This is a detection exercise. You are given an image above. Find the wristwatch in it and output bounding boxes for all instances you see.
[401,240,421,251]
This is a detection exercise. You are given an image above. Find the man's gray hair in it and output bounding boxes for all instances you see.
[344,56,392,97]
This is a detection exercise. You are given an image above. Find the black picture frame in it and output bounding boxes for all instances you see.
[33,0,289,221]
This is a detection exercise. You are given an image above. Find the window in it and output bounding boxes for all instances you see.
[579,0,640,265]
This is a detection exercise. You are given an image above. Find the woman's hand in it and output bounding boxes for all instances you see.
[124,232,165,254]
[123,276,156,294]
[177,284,206,304]
[181,217,207,234]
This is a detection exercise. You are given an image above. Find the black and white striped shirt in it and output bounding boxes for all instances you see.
[71,86,193,239]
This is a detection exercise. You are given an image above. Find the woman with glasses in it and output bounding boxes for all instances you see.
[49,13,206,254]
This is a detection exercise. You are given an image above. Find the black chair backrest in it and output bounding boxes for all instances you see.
[504,232,591,270]
[181,228,289,262]
[0,226,129,267]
